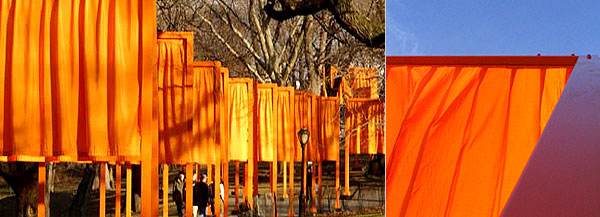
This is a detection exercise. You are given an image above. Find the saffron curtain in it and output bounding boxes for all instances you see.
[319,97,340,162]
[276,87,295,162]
[1,0,151,161]
[346,99,384,155]
[156,33,193,164]
[228,78,253,161]
[386,65,571,217]
[191,62,221,165]
[256,84,277,162]
[347,67,379,99]
[294,92,320,161]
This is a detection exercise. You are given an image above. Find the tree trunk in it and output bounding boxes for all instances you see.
[0,162,40,217]
[69,164,97,216]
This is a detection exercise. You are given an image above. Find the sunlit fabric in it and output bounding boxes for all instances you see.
[319,97,340,161]
[276,87,295,162]
[219,68,229,162]
[386,64,571,217]
[256,84,277,162]
[191,62,222,164]
[294,92,320,161]
[346,99,384,154]
[347,67,379,99]
[228,78,253,161]
[156,33,192,164]
[0,1,150,160]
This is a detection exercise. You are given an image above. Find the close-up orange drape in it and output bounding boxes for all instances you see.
[319,97,340,162]
[0,1,151,161]
[156,34,193,164]
[256,84,277,162]
[276,87,295,162]
[228,79,253,161]
[386,64,570,217]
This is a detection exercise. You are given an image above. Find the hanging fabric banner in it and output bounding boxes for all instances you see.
[319,97,340,162]
[0,1,153,162]
[346,67,379,99]
[190,61,224,165]
[156,32,193,164]
[386,56,575,217]
[276,87,295,162]
[228,78,254,162]
[346,99,384,155]
[256,84,277,162]
[308,94,320,162]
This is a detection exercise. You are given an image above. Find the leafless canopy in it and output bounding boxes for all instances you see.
[157,0,384,94]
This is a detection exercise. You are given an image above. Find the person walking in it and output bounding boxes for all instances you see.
[173,171,186,217]
[197,174,210,217]
[192,172,199,217]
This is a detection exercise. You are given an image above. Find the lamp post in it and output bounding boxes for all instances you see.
[298,128,310,217]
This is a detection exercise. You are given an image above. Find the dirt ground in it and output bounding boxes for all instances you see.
[0,155,383,217]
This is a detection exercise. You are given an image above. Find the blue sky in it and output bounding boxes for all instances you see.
[386,0,600,55]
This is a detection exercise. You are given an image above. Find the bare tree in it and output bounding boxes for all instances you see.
[263,0,385,48]
[157,0,384,93]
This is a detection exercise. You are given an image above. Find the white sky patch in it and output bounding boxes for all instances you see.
[386,13,419,55]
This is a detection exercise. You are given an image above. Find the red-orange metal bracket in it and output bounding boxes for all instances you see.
[386,56,578,66]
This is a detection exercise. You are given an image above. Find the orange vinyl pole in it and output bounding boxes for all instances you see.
[162,165,169,217]
[38,163,45,217]
[247,82,255,209]
[215,160,222,217]
[100,163,106,217]
[270,163,276,217]
[318,161,322,211]
[289,159,295,217]
[207,164,213,216]
[252,82,259,199]
[335,158,340,210]
[310,163,317,213]
[186,164,193,217]
[283,162,288,198]
[223,162,229,217]
[116,164,122,217]
[140,0,159,216]
[344,133,351,196]
[303,150,307,198]
[126,164,132,217]
[234,162,239,212]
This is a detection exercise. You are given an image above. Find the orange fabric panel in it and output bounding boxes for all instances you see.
[319,97,340,161]
[293,92,307,162]
[190,62,224,165]
[308,94,320,161]
[347,67,379,99]
[276,87,295,162]
[256,84,277,162]
[293,92,309,162]
[294,92,320,161]
[386,64,570,217]
[346,99,384,155]
[0,1,149,160]
[156,33,193,164]
[228,79,253,161]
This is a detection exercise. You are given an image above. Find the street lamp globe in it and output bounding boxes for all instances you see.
[298,128,310,147]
